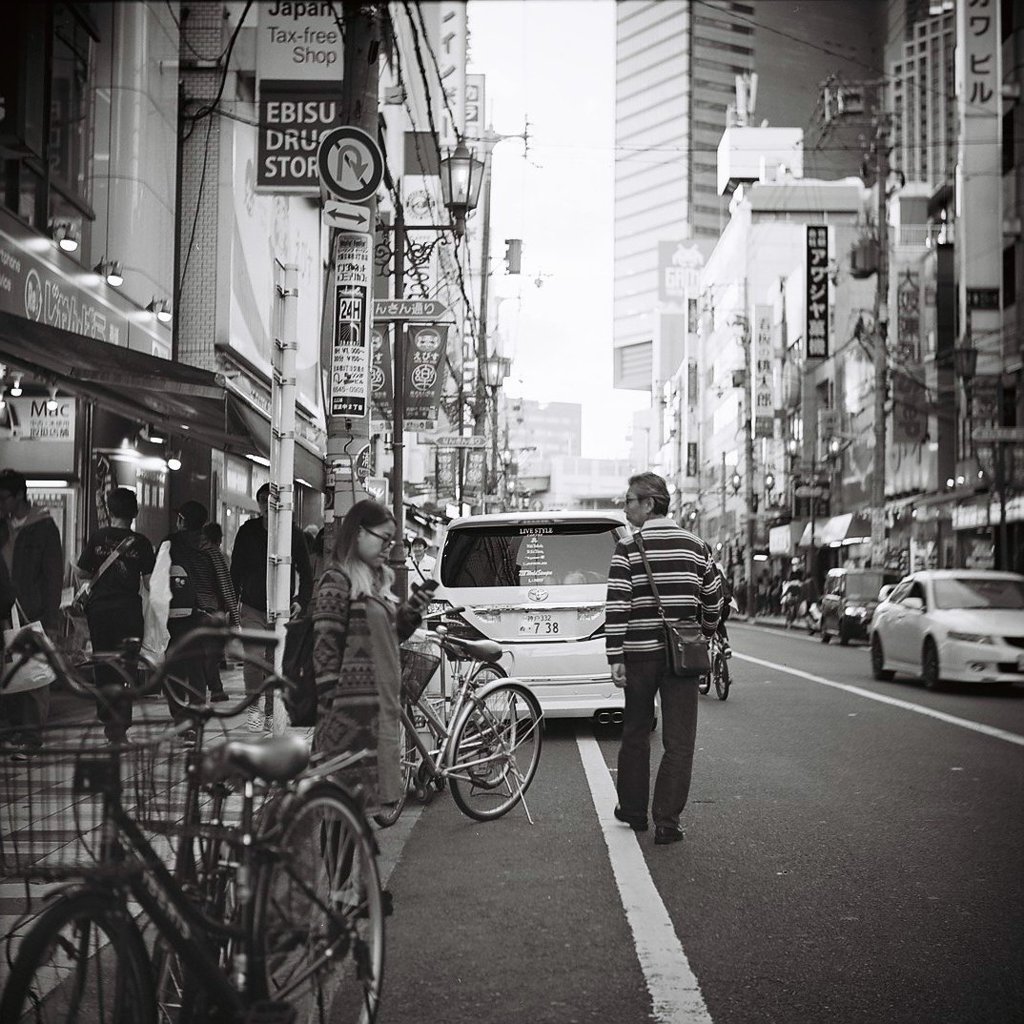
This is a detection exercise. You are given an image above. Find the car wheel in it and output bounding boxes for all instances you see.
[838,619,850,646]
[921,638,943,690]
[870,634,894,681]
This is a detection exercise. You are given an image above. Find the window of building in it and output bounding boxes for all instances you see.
[0,2,96,240]
[1003,244,1016,308]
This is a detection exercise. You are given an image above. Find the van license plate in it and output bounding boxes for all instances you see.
[520,613,560,635]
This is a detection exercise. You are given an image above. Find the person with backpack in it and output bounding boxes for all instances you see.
[309,500,434,815]
[75,487,155,742]
[151,501,239,726]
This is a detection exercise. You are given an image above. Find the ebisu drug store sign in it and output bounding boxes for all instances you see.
[256,3,347,193]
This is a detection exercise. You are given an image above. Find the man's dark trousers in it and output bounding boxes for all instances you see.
[617,655,699,830]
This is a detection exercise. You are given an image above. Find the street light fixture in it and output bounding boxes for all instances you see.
[481,352,512,506]
[373,139,487,594]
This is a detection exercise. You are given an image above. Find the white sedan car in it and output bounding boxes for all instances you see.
[869,570,1024,689]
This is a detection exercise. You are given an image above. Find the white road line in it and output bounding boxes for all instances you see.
[576,734,713,1024]
[734,652,1024,748]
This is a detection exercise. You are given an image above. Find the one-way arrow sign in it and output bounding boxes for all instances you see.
[323,200,371,232]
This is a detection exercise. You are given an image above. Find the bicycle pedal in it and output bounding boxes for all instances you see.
[244,1001,297,1024]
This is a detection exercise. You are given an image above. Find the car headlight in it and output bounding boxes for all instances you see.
[844,606,867,617]
[946,630,994,644]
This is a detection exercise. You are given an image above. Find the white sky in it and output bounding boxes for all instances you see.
[466,0,649,459]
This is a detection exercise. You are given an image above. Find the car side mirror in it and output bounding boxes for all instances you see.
[903,596,924,611]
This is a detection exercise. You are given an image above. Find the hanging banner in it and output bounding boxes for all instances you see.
[329,232,372,418]
[463,449,485,497]
[403,324,448,430]
[752,304,774,438]
[369,325,393,426]
[435,449,458,501]
[805,225,829,359]
[892,268,925,444]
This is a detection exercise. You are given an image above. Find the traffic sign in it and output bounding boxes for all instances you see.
[323,199,371,232]
[373,298,450,322]
[973,426,1024,443]
[422,434,488,449]
[317,126,383,203]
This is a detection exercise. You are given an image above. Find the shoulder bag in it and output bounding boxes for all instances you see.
[72,535,134,616]
[634,532,710,678]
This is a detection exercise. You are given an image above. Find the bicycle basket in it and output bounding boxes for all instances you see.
[0,712,180,881]
[400,638,441,703]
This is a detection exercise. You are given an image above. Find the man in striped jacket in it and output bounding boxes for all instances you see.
[606,472,722,846]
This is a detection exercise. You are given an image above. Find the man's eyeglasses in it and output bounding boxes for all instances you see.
[363,526,395,545]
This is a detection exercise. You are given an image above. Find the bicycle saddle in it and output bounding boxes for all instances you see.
[446,636,504,664]
[200,732,310,785]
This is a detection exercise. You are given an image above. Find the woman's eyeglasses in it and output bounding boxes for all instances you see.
[363,526,395,545]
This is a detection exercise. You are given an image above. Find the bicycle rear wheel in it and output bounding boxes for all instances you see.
[252,783,385,1024]
[713,649,731,701]
[448,683,543,821]
[0,890,156,1024]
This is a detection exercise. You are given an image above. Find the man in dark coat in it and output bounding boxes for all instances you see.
[0,469,64,755]
[230,483,312,732]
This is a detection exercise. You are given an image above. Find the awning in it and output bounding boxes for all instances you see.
[0,310,324,488]
[769,521,804,556]
[820,512,872,547]
[797,520,826,549]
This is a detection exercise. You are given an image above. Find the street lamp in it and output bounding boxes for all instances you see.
[729,470,742,496]
[953,336,978,463]
[373,139,486,594]
[481,352,511,508]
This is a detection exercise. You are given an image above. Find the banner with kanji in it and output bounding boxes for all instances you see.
[805,226,829,359]
[463,450,486,496]
[403,325,448,430]
[369,325,393,427]
[435,449,458,502]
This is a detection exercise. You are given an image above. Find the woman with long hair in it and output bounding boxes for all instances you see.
[311,500,432,810]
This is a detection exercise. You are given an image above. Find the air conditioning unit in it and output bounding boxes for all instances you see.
[383,86,405,105]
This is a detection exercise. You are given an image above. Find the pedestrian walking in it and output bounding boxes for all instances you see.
[311,500,434,815]
[153,501,238,723]
[607,472,722,846]
[405,535,435,589]
[229,483,313,732]
[0,469,63,758]
[75,487,155,742]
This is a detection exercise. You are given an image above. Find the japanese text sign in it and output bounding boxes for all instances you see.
[329,233,372,418]
[752,304,775,439]
[805,225,830,359]
[403,324,448,430]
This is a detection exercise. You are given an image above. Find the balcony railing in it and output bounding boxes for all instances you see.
[892,222,955,248]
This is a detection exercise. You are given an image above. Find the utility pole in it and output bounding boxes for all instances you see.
[869,114,891,570]
[330,1,382,528]
[740,307,756,622]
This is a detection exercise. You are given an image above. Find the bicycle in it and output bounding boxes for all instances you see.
[697,631,731,701]
[0,622,385,1024]
[372,615,543,828]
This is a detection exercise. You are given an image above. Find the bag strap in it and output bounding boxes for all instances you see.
[89,536,134,587]
[11,600,23,631]
[634,532,669,623]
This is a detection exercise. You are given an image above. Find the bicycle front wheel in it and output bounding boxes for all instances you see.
[251,783,385,1024]
[0,890,156,1024]
[448,682,543,821]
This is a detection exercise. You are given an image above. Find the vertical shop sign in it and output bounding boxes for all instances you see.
[463,450,485,496]
[752,305,774,438]
[369,325,393,426]
[686,442,699,478]
[956,0,1002,352]
[255,5,346,193]
[329,233,372,417]
[435,449,457,500]
[403,324,448,430]
[805,226,829,358]
[893,269,925,443]
[465,74,485,142]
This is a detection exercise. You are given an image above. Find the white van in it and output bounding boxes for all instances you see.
[428,510,629,721]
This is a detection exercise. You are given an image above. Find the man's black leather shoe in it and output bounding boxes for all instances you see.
[654,825,684,846]
[614,806,648,832]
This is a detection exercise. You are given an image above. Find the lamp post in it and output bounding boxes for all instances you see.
[374,141,485,594]
[481,352,511,510]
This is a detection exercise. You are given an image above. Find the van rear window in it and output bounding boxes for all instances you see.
[440,522,623,588]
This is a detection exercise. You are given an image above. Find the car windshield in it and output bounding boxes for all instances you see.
[931,578,1024,610]
[440,522,623,588]
[845,572,888,600]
